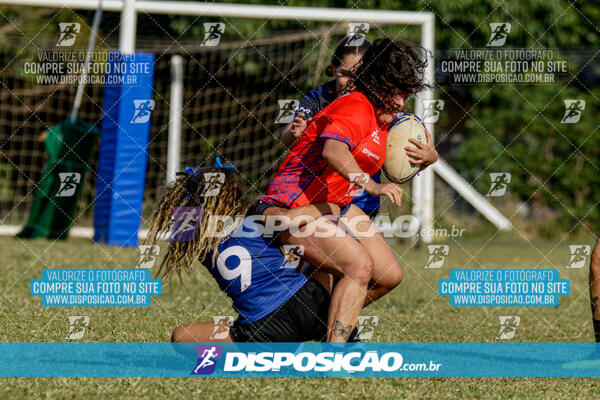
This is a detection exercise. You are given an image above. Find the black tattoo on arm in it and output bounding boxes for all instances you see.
[333,320,353,340]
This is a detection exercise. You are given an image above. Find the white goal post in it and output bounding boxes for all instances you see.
[0,0,511,241]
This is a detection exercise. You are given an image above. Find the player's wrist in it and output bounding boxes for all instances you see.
[364,179,378,194]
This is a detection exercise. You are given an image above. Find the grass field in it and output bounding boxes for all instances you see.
[2,233,600,398]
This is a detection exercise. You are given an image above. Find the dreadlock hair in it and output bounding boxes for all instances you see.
[145,167,249,282]
[325,36,373,77]
[353,38,430,114]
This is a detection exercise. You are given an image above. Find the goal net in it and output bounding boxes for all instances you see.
[0,5,425,233]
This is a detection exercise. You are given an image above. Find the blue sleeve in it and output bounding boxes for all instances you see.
[294,81,337,120]
[294,90,321,120]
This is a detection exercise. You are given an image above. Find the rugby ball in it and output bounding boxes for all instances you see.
[383,114,427,184]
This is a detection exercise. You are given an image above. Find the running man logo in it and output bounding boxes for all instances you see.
[192,345,222,375]
[486,23,511,47]
[346,172,370,197]
[201,172,225,197]
[354,315,379,341]
[65,315,89,340]
[55,172,81,197]
[422,100,445,123]
[168,207,205,242]
[275,100,299,124]
[280,245,304,269]
[425,245,449,269]
[566,245,591,269]
[200,23,225,47]
[487,173,511,197]
[130,99,155,124]
[56,23,80,47]
[136,245,160,269]
[209,316,234,340]
[347,23,370,46]
[496,316,520,340]
[561,100,585,124]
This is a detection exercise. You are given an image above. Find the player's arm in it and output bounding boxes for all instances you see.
[322,139,403,206]
[281,113,311,149]
[281,94,318,149]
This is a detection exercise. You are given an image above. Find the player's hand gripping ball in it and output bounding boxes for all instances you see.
[383,114,428,184]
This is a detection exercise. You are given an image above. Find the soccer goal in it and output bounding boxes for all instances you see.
[0,0,510,241]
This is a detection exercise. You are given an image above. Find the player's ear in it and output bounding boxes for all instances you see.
[325,64,335,77]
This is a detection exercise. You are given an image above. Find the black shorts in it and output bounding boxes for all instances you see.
[247,200,285,246]
[247,200,278,217]
[229,279,330,342]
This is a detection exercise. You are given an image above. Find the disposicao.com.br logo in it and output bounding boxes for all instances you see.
[190,346,442,376]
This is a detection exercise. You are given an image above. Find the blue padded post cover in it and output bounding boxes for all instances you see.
[94,51,155,247]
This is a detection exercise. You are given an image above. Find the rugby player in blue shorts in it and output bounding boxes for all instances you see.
[173,218,336,342]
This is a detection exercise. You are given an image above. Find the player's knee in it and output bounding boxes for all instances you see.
[371,257,403,291]
[387,262,403,289]
[346,254,374,285]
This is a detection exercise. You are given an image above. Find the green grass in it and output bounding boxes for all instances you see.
[1,234,600,398]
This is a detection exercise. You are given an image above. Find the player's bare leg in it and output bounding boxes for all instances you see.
[280,218,374,342]
[339,205,404,306]
[589,234,600,342]
[172,322,233,343]
[170,322,232,360]
[281,205,403,308]
[266,203,402,341]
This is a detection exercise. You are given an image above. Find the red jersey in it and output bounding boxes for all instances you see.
[260,91,388,208]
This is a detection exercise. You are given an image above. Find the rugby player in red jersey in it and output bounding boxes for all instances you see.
[252,38,433,341]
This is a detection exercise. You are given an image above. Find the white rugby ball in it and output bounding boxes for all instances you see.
[383,114,427,184]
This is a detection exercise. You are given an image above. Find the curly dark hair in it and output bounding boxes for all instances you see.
[353,38,430,113]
